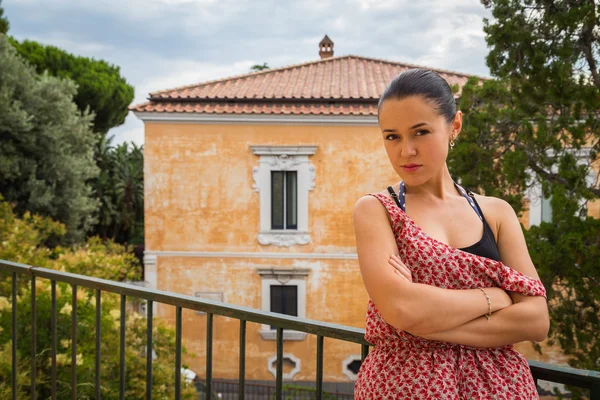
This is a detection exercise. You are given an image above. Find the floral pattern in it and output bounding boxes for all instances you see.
[354,193,547,400]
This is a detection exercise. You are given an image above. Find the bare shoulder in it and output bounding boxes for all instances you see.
[470,193,518,235]
[353,194,385,218]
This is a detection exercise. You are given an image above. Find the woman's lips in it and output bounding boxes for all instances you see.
[402,164,422,172]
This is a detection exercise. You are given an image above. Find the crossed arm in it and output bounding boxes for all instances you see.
[354,195,549,349]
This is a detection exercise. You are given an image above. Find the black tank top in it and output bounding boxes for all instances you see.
[386,181,501,262]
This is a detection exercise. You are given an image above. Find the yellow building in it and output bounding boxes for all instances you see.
[132,37,597,393]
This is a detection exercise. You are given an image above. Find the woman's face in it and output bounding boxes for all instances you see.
[378,95,460,186]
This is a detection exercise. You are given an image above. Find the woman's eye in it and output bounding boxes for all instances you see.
[385,134,398,140]
[415,130,429,136]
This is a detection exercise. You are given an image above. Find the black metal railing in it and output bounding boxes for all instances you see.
[2,259,599,400]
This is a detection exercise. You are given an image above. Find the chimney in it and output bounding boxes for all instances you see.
[319,35,334,59]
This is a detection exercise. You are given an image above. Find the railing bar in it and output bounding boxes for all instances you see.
[361,344,369,362]
[31,276,36,400]
[119,295,126,400]
[316,335,324,400]
[146,300,153,400]
[51,281,57,400]
[0,260,370,345]
[71,284,77,400]
[11,272,17,400]
[175,306,182,400]
[239,320,246,400]
[3,262,600,396]
[528,361,600,388]
[276,327,283,399]
[206,313,213,399]
[95,289,101,400]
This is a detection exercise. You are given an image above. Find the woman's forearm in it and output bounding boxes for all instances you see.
[418,297,549,347]
[396,283,512,335]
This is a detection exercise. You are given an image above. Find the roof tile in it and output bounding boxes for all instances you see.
[132,55,484,115]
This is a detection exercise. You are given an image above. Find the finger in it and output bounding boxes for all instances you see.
[389,259,411,280]
[389,257,410,274]
[391,256,412,275]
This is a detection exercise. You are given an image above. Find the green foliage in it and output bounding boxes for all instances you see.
[0,1,9,34]
[0,34,99,244]
[0,197,197,399]
[250,62,270,72]
[271,384,339,400]
[90,137,144,245]
[451,0,600,375]
[9,37,135,135]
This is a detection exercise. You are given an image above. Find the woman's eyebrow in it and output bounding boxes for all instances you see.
[382,122,428,133]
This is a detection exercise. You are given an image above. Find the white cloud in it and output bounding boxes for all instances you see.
[5,0,494,146]
[12,33,114,56]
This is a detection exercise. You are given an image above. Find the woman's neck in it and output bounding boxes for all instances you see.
[403,165,458,201]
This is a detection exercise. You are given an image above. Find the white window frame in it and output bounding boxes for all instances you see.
[342,354,363,380]
[267,353,301,379]
[258,268,309,341]
[526,148,595,227]
[251,146,317,247]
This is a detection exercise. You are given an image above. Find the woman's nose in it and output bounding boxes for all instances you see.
[401,141,417,157]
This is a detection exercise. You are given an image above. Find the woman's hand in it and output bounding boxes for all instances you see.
[388,255,512,311]
[388,255,412,282]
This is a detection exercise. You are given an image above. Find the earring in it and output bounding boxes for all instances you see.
[450,137,456,149]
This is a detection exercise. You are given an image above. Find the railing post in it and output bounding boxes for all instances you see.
[175,306,182,400]
[146,300,153,400]
[239,320,246,400]
[95,289,101,400]
[316,335,324,400]
[591,383,600,400]
[276,327,283,399]
[71,284,77,400]
[206,313,213,399]
[31,276,36,400]
[51,281,57,400]
[12,272,17,400]
[119,295,126,400]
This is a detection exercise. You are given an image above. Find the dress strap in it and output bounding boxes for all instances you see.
[387,186,403,209]
[453,183,483,221]
[388,181,483,221]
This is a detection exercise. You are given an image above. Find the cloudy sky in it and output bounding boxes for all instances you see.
[3,0,493,146]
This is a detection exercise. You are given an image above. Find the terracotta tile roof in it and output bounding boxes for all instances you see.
[131,55,486,116]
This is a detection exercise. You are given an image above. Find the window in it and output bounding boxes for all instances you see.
[526,148,595,227]
[267,353,301,379]
[342,355,363,380]
[258,268,309,341]
[270,285,297,329]
[540,195,552,223]
[271,171,297,230]
[251,146,317,246]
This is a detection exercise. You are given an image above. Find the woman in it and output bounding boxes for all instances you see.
[353,68,549,399]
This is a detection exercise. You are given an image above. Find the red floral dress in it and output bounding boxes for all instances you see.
[354,193,547,400]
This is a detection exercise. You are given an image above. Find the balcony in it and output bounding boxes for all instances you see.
[1,259,599,399]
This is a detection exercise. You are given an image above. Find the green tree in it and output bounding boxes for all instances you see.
[0,196,197,399]
[90,139,144,245]
[250,62,270,72]
[9,38,135,135]
[451,0,600,376]
[0,0,9,34]
[0,34,99,243]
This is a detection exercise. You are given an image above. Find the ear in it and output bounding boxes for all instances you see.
[451,110,463,140]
